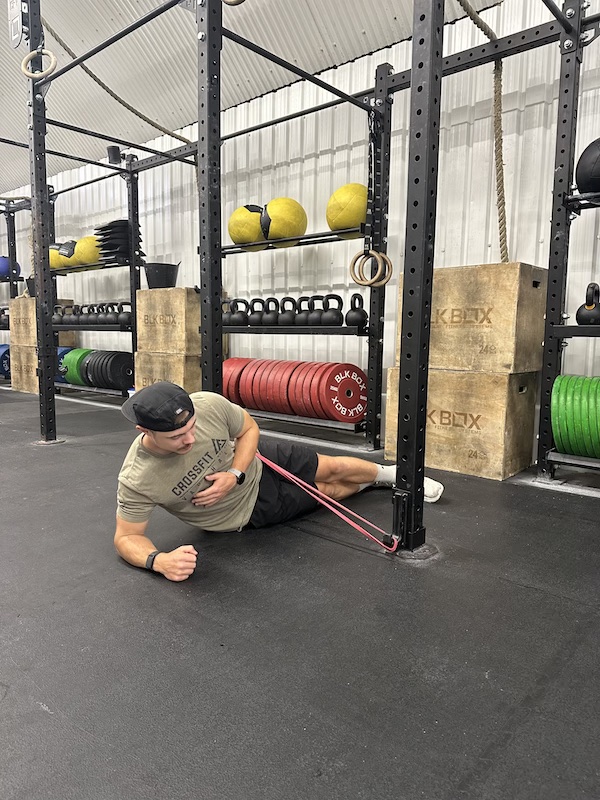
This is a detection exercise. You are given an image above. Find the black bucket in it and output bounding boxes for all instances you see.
[144,262,180,289]
[26,277,35,297]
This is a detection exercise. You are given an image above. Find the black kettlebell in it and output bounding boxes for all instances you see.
[117,302,133,327]
[576,282,600,325]
[262,297,280,326]
[321,294,344,326]
[96,304,108,325]
[278,297,297,325]
[78,304,90,325]
[307,295,324,326]
[63,305,78,325]
[345,293,369,331]
[295,296,311,325]
[105,303,119,325]
[86,304,99,326]
[230,298,250,326]
[52,304,64,325]
[221,299,232,325]
[0,307,8,329]
[248,298,264,326]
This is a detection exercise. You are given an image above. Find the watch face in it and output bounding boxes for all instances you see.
[237,471,246,485]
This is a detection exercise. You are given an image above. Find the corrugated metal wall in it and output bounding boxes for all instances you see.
[2,1,599,383]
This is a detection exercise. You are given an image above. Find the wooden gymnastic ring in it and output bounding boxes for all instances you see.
[350,250,385,286]
[365,252,393,287]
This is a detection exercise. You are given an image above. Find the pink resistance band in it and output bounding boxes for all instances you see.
[257,452,399,553]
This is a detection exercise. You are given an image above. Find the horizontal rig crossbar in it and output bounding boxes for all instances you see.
[46,119,197,166]
[222,28,371,114]
[35,0,182,88]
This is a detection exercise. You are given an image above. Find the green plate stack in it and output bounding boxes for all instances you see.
[551,375,600,457]
[61,348,94,385]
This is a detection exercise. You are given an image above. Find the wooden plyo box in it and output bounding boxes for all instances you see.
[395,262,547,373]
[136,288,201,355]
[134,351,201,394]
[385,366,539,480]
[9,345,38,394]
[9,296,77,347]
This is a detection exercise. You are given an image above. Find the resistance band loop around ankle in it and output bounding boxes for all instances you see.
[257,453,399,553]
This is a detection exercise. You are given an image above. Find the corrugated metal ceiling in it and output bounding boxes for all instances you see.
[0,0,502,195]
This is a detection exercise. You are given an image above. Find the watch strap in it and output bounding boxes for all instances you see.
[145,550,160,571]
[227,468,244,484]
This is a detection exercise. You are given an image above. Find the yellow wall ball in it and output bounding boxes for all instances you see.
[228,204,267,251]
[74,236,102,267]
[49,245,67,269]
[260,197,308,248]
[326,182,368,239]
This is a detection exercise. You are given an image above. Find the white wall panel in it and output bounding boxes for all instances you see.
[2,1,600,379]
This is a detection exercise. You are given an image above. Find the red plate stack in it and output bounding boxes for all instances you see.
[223,358,367,423]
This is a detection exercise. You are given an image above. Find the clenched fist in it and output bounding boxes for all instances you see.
[154,545,198,582]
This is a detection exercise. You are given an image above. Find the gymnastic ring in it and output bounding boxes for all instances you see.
[349,250,385,286]
[364,252,393,287]
[21,49,57,79]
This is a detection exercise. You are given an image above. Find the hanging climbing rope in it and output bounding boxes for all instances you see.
[456,0,509,262]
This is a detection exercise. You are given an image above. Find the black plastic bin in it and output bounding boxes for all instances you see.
[143,262,179,289]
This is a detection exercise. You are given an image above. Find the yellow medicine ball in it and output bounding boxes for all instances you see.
[228,204,267,251]
[49,244,67,269]
[326,182,368,239]
[74,236,102,267]
[260,197,308,248]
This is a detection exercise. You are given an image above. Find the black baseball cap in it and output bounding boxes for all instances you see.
[121,382,195,431]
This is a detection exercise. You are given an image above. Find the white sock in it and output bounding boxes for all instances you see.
[373,463,397,486]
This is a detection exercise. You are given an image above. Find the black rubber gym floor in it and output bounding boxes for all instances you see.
[1,389,599,800]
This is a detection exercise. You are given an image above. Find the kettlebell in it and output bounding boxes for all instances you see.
[278,297,297,325]
[262,297,280,326]
[576,282,600,325]
[104,303,119,325]
[117,302,132,327]
[221,299,232,325]
[248,298,264,326]
[96,304,108,325]
[295,296,311,325]
[62,305,77,325]
[230,298,250,326]
[307,295,324,326]
[345,293,369,331]
[52,304,64,325]
[78,304,90,325]
[321,294,344,326]
[0,307,8,329]
[86,304,99,326]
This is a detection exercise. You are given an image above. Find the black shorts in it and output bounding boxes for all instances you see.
[245,439,320,529]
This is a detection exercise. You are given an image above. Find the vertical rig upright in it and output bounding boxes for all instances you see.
[537,1,584,478]
[198,0,224,393]
[394,0,445,550]
[4,202,20,299]
[365,64,393,449]
[26,0,59,441]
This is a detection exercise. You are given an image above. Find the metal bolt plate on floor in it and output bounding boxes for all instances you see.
[32,438,66,446]
[395,542,439,562]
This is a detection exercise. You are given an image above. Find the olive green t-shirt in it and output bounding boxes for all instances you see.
[117,392,262,531]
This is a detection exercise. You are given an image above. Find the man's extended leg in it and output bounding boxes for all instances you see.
[314,454,444,503]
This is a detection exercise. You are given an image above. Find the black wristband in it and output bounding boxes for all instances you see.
[145,550,160,571]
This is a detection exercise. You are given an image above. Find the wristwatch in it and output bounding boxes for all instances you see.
[227,468,246,485]
[145,550,161,571]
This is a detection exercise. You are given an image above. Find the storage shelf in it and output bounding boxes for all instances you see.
[54,381,129,397]
[547,450,600,471]
[248,407,366,432]
[221,227,364,255]
[565,191,600,211]
[549,325,600,338]
[0,276,24,283]
[223,325,367,336]
[53,324,132,332]
[49,260,131,276]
